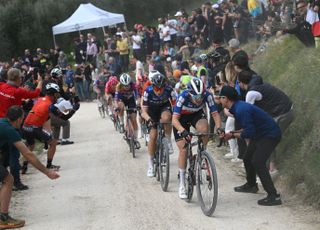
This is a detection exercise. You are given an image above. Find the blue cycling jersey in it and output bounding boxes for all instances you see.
[173,89,218,116]
[143,86,174,107]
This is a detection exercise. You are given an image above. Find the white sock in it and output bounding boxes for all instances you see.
[179,169,186,187]
[148,155,154,168]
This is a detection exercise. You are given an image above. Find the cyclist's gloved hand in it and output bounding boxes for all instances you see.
[181,130,192,142]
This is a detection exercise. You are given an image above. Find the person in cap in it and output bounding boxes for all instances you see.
[219,86,282,206]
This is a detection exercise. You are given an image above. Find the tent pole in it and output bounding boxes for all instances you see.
[53,34,57,48]
[102,26,106,36]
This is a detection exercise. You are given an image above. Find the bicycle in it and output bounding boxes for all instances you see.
[183,132,218,216]
[151,122,171,192]
[123,107,140,158]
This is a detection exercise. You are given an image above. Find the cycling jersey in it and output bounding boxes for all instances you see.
[105,77,119,95]
[115,82,138,101]
[142,85,174,107]
[24,96,53,127]
[173,89,218,116]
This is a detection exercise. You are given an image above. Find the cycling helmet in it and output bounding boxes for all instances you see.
[187,78,205,100]
[50,67,62,78]
[45,83,60,93]
[151,72,165,88]
[148,70,161,82]
[119,73,131,86]
[199,53,207,61]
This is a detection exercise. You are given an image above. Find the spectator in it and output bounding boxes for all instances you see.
[282,1,315,47]
[57,51,68,73]
[116,34,129,72]
[0,106,59,229]
[132,29,144,62]
[86,39,98,65]
[219,86,282,206]
[74,64,85,101]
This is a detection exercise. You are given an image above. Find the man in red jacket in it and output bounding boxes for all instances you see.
[0,68,43,191]
[0,68,42,118]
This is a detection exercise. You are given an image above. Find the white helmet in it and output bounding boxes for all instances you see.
[119,73,131,86]
[148,70,161,82]
[45,83,60,93]
[50,67,62,78]
[187,77,205,96]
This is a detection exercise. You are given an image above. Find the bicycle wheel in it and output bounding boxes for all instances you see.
[159,137,170,192]
[185,147,195,203]
[196,151,218,216]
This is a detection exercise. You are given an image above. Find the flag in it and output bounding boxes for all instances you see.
[247,0,262,17]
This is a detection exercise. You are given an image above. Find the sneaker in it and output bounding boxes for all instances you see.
[224,153,234,159]
[120,124,125,134]
[13,183,29,191]
[0,215,25,229]
[231,158,242,163]
[60,140,74,145]
[258,194,282,206]
[147,167,155,177]
[167,139,174,155]
[179,185,188,199]
[47,164,60,171]
[234,183,258,193]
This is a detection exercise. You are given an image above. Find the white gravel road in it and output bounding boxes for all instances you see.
[12,102,320,230]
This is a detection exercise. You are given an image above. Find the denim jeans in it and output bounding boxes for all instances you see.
[83,79,91,100]
[75,81,85,101]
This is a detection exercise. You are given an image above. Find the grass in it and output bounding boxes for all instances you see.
[244,36,320,208]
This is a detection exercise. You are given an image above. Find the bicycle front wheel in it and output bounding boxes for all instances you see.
[159,137,170,192]
[196,151,218,216]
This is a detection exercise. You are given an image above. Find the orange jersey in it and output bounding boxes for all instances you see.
[24,96,53,127]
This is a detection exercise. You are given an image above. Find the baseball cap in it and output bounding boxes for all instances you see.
[219,86,238,100]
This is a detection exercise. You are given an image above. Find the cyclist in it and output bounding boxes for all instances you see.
[141,71,175,177]
[93,71,109,118]
[115,73,140,148]
[105,75,119,117]
[22,83,61,171]
[172,77,222,199]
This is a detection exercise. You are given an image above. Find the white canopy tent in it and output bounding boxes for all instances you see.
[52,3,125,44]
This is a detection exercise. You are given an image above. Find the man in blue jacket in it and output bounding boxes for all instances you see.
[219,86,282,206]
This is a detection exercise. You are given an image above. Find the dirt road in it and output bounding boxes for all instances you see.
[13,102,320,230]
